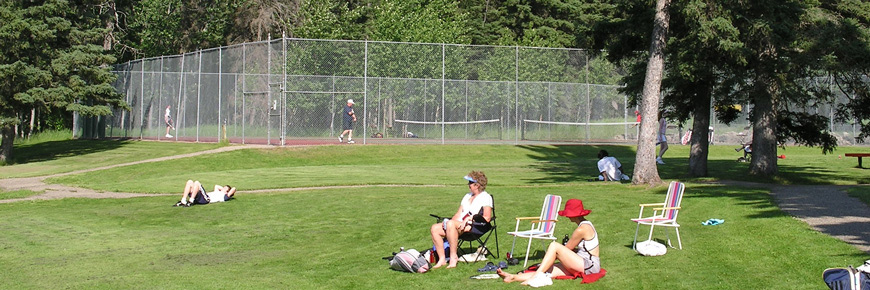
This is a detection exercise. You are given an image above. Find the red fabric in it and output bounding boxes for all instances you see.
[522,265,607,284]
[553,268,607,283]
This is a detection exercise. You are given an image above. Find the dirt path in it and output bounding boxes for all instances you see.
[716,180,870,254]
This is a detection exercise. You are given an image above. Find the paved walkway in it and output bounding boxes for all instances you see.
[1,146,868,254]
[717,180,870,254]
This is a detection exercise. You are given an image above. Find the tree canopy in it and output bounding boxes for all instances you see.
[598,0,870,177]
[0,0,124,162]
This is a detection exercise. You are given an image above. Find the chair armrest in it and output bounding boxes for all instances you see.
[652,206,681,211]
[514,217,545,232]
[638,202,665,207]
[530,219,558,224]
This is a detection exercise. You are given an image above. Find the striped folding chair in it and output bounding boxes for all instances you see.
[507,194,562,268]
[632,181,685,249]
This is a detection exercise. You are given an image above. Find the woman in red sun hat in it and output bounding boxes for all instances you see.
[498,199,601,287]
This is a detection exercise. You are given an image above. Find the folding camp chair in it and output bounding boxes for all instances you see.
[631,181,685,249]
[429,197,499,263]
[507,194,562,268]
[457,205,499,262]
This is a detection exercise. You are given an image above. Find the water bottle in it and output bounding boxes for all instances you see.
[562,234,569,245]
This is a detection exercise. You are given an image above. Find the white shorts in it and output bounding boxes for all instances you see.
[657,134,667,144]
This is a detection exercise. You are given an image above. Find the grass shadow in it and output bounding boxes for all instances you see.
[517,145,637,184]
[10,139,130,165]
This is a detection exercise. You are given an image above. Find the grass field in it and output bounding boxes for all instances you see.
[0,132,222,178]
[1,135,869,289]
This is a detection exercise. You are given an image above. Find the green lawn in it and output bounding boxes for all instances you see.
[847,186,870,207]
[0,137,222,178]
[1,139,869,289]
[0,190,42,200]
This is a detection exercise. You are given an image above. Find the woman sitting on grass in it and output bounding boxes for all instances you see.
[174,180,236,207]
[429,171,493,269]
[497,199,600,287]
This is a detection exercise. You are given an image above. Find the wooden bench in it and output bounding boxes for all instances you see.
[845,153,870,168]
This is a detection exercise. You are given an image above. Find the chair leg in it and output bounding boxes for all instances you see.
[523,238,533,268]
[665,228,673,248]
[675,227,682,249]
[492,228,500,258]
[647,224,655,243]
[632,223,641,250]
[509,235,518,260]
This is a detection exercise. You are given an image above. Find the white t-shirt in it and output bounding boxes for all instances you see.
[206,191,228,203]
[165,107,171,118]
[459,191,493,219]
[597,156,624,181]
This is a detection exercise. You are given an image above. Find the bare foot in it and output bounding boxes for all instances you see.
[432,262,447,269]
[497,269,515,283]
[446,261,458,268]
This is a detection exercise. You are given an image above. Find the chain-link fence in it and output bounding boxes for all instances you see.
[92,38,865,146]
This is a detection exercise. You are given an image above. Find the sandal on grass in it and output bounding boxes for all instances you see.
[478,262,499,272]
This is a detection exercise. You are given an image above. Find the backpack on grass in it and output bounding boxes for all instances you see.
[823,266,870,290]
[389,249,430,273]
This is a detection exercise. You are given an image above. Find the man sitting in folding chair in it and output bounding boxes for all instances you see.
[429,171,493,269]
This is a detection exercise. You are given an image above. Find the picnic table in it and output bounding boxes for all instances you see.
[845,153,870,168]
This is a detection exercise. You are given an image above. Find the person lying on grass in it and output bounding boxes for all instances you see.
[174,180,236,207]
[497,199,600,287]
[429,171,493,269]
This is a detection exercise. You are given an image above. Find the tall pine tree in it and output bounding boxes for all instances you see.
[0,0,125,163]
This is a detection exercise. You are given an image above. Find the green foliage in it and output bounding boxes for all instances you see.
[460,0,617,48]
[0,0,125,161]
[598,0,865,176]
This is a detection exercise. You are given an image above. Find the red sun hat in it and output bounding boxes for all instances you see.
[558,199,591,217]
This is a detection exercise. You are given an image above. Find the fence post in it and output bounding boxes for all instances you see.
[140,59,145,139]
[441,43,446,144]
[218,48,222,142]
[363,40,368,145]
[282,32,287,146]
[585,53,590,143]
[242,43,246,144]
[196,51,202,142]
[515,46,519,144]
[267,35,272,145]
[176,54,184,141]
[159,57,164,140]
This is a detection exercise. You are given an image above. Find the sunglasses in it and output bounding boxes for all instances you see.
[468,181,476,185]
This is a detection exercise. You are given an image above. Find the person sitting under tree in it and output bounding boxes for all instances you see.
[595,150,630,181]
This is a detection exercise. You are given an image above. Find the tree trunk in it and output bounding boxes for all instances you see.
[688,91,711,177]
[632,0,670,185]
[28,108,36,139]
[749,82,778,176]
[0,125,15,163]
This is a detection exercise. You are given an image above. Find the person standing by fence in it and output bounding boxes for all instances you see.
[339,99,356,144]
[164,105,174,138]
[656,110,668,165]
